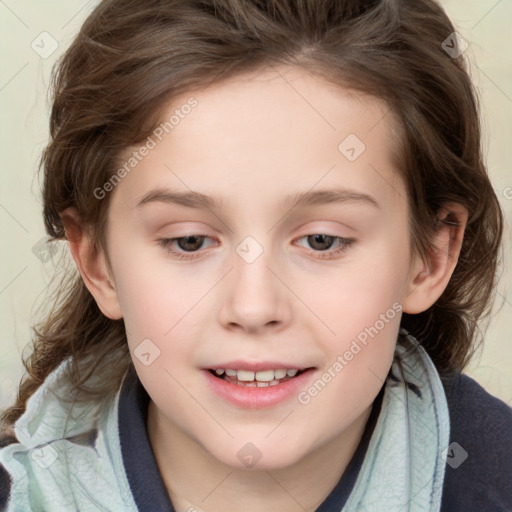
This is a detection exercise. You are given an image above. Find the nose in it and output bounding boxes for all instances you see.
[217,242,290,334]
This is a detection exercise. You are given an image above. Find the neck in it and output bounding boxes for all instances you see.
[147,401,373,512]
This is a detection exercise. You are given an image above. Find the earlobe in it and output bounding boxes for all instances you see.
[402,202,468,314]
[59,207,123,320]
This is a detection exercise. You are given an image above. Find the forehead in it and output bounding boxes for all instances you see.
[111,65,406,217]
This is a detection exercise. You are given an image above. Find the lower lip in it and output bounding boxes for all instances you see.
[203,369,315,409]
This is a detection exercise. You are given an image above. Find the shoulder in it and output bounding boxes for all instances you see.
[440,371,512,511]
[0,359,127,511]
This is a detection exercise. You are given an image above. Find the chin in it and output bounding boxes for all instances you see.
[207,438,311,472]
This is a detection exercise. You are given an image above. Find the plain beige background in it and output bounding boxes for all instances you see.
[0,0,511,410]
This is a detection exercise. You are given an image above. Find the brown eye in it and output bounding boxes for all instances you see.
[306,234,336,251]
[295,234,354,260]
[156,235,216,260]
[175,235,206,252]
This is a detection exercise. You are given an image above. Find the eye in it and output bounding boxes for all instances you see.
[295,234,354,259]
[156,235,217,260]
[156,233,354,261]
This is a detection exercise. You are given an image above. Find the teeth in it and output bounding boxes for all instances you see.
[213,367,301,382]
[255,370,274,382]
[237,370,255,381]
[237,380,257,387]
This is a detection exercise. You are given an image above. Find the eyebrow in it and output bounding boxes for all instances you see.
[135,187,380,211]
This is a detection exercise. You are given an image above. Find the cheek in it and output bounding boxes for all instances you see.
[299,235,408,404]
[308,238,409,336]
[292,271,403,448]
[108,234,185,331]
[109,240,212,372]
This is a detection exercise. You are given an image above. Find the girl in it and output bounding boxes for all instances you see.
[1,0,511,510]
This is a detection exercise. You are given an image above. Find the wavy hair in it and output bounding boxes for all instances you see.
[1,0,503,430]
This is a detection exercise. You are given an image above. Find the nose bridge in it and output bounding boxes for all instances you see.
[232,233,279,301]
[218,233,289,331]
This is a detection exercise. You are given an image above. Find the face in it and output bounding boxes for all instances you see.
[103,65,420,470]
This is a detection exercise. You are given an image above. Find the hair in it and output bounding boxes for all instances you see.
[0,0,504,431]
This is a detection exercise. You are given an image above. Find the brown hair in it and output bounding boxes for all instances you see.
[0,0,504,430]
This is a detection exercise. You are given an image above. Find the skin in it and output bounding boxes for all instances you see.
[60,65,468,511]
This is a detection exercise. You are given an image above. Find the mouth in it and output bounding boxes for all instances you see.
[207,367,309,387]
[204,365,316,409]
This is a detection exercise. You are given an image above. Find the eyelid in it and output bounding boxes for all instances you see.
[294,234,354,260]
[156,235,217,260]
[156,232,355,261]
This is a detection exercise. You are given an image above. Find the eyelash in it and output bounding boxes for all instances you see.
[156,234,354,261]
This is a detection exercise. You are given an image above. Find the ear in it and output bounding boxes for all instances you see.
[402,202,468,314]
[59,207,123,320]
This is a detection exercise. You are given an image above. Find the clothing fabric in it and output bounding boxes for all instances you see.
[1,331,511,511]
[440,370,512,510]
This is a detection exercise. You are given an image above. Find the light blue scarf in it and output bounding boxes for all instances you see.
[0,330,450,511]
[343,330,450,511]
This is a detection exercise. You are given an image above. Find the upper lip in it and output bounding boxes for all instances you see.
[206,360,312,372]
